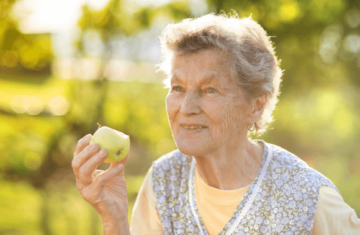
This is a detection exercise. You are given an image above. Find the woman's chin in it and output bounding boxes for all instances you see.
[175,140,210,157]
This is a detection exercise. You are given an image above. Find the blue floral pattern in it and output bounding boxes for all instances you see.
[152,141,340,234]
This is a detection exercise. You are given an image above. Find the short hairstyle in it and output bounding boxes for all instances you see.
[157,13,283,135]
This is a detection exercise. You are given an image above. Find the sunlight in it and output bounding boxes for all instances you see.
[13,0,173,33]
[49,96,70,116]
[26,96,44,115]
[10,94,27,113]
[13,0,111,33]
[278,1,300,22]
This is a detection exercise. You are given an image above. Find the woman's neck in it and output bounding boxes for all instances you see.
[193,138,264,190]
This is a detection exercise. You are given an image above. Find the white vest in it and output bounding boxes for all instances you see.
[152,140,340,235]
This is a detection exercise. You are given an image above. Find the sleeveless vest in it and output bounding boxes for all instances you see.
[152,140,340,235]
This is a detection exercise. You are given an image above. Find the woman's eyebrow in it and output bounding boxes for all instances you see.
[199,73,226,88]
[170,74,183,84]
[170,72,226,88]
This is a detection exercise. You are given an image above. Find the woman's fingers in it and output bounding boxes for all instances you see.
[90,154,130,190]
[76,177,85,191]
[92,169,104,181]
[72,142,100,179]
[76,170,103,192]
[78,148,108,185]
[113,153,129,168]
[74,134,92,157]
[73,140,130,195]
[95,163,125,188]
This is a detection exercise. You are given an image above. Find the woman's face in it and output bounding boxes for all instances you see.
[166,49,255,156]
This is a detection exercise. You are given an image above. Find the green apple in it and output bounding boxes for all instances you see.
[90,126,130,163]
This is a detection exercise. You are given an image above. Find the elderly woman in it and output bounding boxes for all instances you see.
[72,14,360,234]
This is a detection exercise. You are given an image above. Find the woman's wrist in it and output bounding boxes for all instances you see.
[102,215,130,235]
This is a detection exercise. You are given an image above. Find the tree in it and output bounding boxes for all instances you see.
[0,0,53,74]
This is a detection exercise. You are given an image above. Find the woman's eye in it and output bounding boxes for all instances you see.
[205,88,216,93]
[172,86,183,92]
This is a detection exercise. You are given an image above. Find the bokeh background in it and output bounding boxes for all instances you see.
[0,0,359,234]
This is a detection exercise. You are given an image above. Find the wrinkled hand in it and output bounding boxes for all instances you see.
[72,134,129,222]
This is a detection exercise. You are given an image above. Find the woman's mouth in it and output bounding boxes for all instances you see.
[180,124,208,134]
[182,125,207,130]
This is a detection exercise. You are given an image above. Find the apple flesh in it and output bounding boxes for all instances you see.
[90,126,130,163]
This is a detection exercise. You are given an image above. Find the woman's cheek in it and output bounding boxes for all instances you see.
[166,95,181,125]
[223,102,240,130]
[210,102,239,143]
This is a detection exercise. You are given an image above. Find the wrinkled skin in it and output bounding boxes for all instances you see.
[72,134,130,234]
[166,50,251,155]
[166,49,266,189]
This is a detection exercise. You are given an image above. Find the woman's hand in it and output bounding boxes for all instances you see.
[72,134,130,235]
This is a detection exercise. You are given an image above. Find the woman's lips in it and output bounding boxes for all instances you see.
[180,122,207,129]
[180,125,207,133]
[181,125,207,130]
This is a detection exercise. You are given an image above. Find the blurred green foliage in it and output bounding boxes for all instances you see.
[0,0,360,234]
[0,0,52,73]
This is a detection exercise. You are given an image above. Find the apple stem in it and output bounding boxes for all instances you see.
[97,122,102,129]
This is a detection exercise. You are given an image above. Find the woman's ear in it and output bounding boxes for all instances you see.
[250,93,267,121]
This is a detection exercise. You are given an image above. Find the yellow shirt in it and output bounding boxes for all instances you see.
[130,166,360,235]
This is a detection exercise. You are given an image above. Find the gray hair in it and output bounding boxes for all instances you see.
[157,13,283,135]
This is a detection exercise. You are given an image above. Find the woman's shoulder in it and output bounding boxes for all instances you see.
[266,142,318,171]
[264,141,340,195]
[266,142,310,168]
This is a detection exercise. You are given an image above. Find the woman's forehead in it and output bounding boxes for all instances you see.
[171,50,233,82]
[174,49,231,66]
[170,70,228,86]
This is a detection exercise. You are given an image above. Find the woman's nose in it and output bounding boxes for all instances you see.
[180,92,201,116]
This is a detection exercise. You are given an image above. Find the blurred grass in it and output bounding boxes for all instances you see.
[0,75,70,113]
[0,180,42,234]
[0,176,145,235]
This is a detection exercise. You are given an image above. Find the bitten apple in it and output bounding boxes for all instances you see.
[90,126,130,163]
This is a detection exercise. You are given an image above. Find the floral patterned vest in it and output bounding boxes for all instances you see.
[152,140,340,235]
